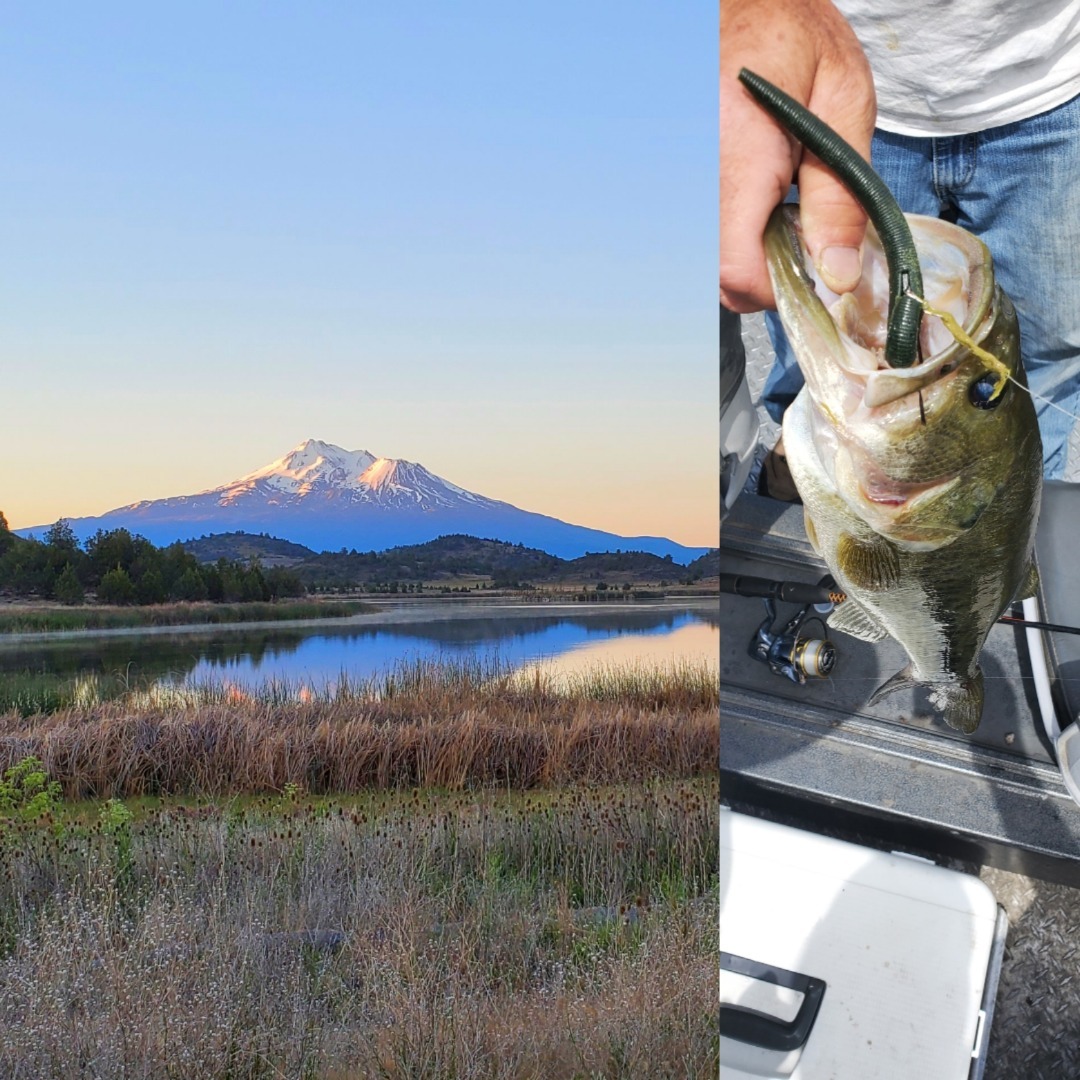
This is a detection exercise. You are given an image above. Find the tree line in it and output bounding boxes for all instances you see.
[0,514,305,605]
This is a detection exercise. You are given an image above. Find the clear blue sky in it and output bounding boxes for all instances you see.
[2,2,717,547]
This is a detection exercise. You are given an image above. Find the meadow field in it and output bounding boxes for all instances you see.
[0,660,719,1079]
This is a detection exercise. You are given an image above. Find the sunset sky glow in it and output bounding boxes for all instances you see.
[3,2,717,548]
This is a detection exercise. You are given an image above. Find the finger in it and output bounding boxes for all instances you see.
[720,184,781,313]
[720,75,798,311]
[797,59,876,293]
[798,162,868,292]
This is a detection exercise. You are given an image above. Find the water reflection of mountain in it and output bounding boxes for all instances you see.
[183,607,719,689]
[345,607,720,646]
[0,604,719,694]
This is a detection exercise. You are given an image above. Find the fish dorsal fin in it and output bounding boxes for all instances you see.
[828,598,888,642]
[1012,557,1040,603]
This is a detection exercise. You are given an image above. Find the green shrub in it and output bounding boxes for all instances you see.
[0,756,61,820]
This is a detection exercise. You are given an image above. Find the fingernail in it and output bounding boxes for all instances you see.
[818,246,862,292]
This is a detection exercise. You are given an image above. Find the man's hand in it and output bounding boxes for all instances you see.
[720,0,876,312]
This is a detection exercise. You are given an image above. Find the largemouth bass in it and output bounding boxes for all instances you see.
[766,204,1043,733]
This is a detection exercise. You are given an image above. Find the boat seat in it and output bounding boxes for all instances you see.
[1034,480,1080,728]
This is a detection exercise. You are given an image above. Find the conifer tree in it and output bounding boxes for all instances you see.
[97,568,137,606]
[53,563,85,605]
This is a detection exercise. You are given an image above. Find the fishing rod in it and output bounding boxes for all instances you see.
[720,572,846,608]
[724,572,1080,688]
[998,614,1080,636]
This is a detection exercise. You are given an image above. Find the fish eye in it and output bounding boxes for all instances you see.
[969,374,1006,409]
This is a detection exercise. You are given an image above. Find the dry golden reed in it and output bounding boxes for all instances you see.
[0,658,718,799]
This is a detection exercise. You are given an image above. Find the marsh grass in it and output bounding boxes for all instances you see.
[0,599,372,635]
[0,658,719,799]
[0,779,719,1079]
[0,670,142,718]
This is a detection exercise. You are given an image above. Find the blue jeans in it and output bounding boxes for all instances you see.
[763,92,1080,479]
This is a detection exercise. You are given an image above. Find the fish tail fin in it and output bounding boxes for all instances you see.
[929,669,985,734]
[870,664,984,734]
[868,665,919,708]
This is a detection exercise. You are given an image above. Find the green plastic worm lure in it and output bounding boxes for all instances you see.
[738,68,924,369]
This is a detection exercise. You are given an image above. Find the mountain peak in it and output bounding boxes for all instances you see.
[18,437,711,562]
[229,440,378,498]
[294,437,335,456]
[279,438,376,473]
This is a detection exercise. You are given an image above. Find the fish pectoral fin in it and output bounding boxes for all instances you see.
[1012,557,1040,603]
[836,532,901,591]
[828,598,888,642]
[803,509,821,556]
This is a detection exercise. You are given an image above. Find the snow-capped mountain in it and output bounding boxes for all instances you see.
[177,439,500,514]
[20,439,710,563]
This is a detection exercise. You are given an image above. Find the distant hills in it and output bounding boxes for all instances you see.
[19,439,712,563]
[178,533,317,567]
[182,531,720,589]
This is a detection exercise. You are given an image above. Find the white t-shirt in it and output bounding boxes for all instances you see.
[836,0,1080,135]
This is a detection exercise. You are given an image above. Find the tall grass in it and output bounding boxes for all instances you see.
[0,658,719,799]
[0,780,719,1079]
[0,599,372,635]
[0,671,109,717]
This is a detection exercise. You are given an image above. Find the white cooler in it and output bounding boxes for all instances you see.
[719,808,1007,1080]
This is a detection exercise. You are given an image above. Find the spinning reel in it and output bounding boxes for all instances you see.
[721,573,844,685]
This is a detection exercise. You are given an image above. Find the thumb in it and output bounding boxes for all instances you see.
[797,71,876,293]
[799,167,868,293]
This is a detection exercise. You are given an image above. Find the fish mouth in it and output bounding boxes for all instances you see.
[765,207,998,414]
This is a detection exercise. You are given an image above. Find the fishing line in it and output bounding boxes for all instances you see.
[906,288,1080,423]
[1012,383,1080,424]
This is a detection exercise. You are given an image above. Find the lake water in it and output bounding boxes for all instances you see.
[0,599,719,700]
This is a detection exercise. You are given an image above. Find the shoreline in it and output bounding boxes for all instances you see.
[0,594,720,646]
